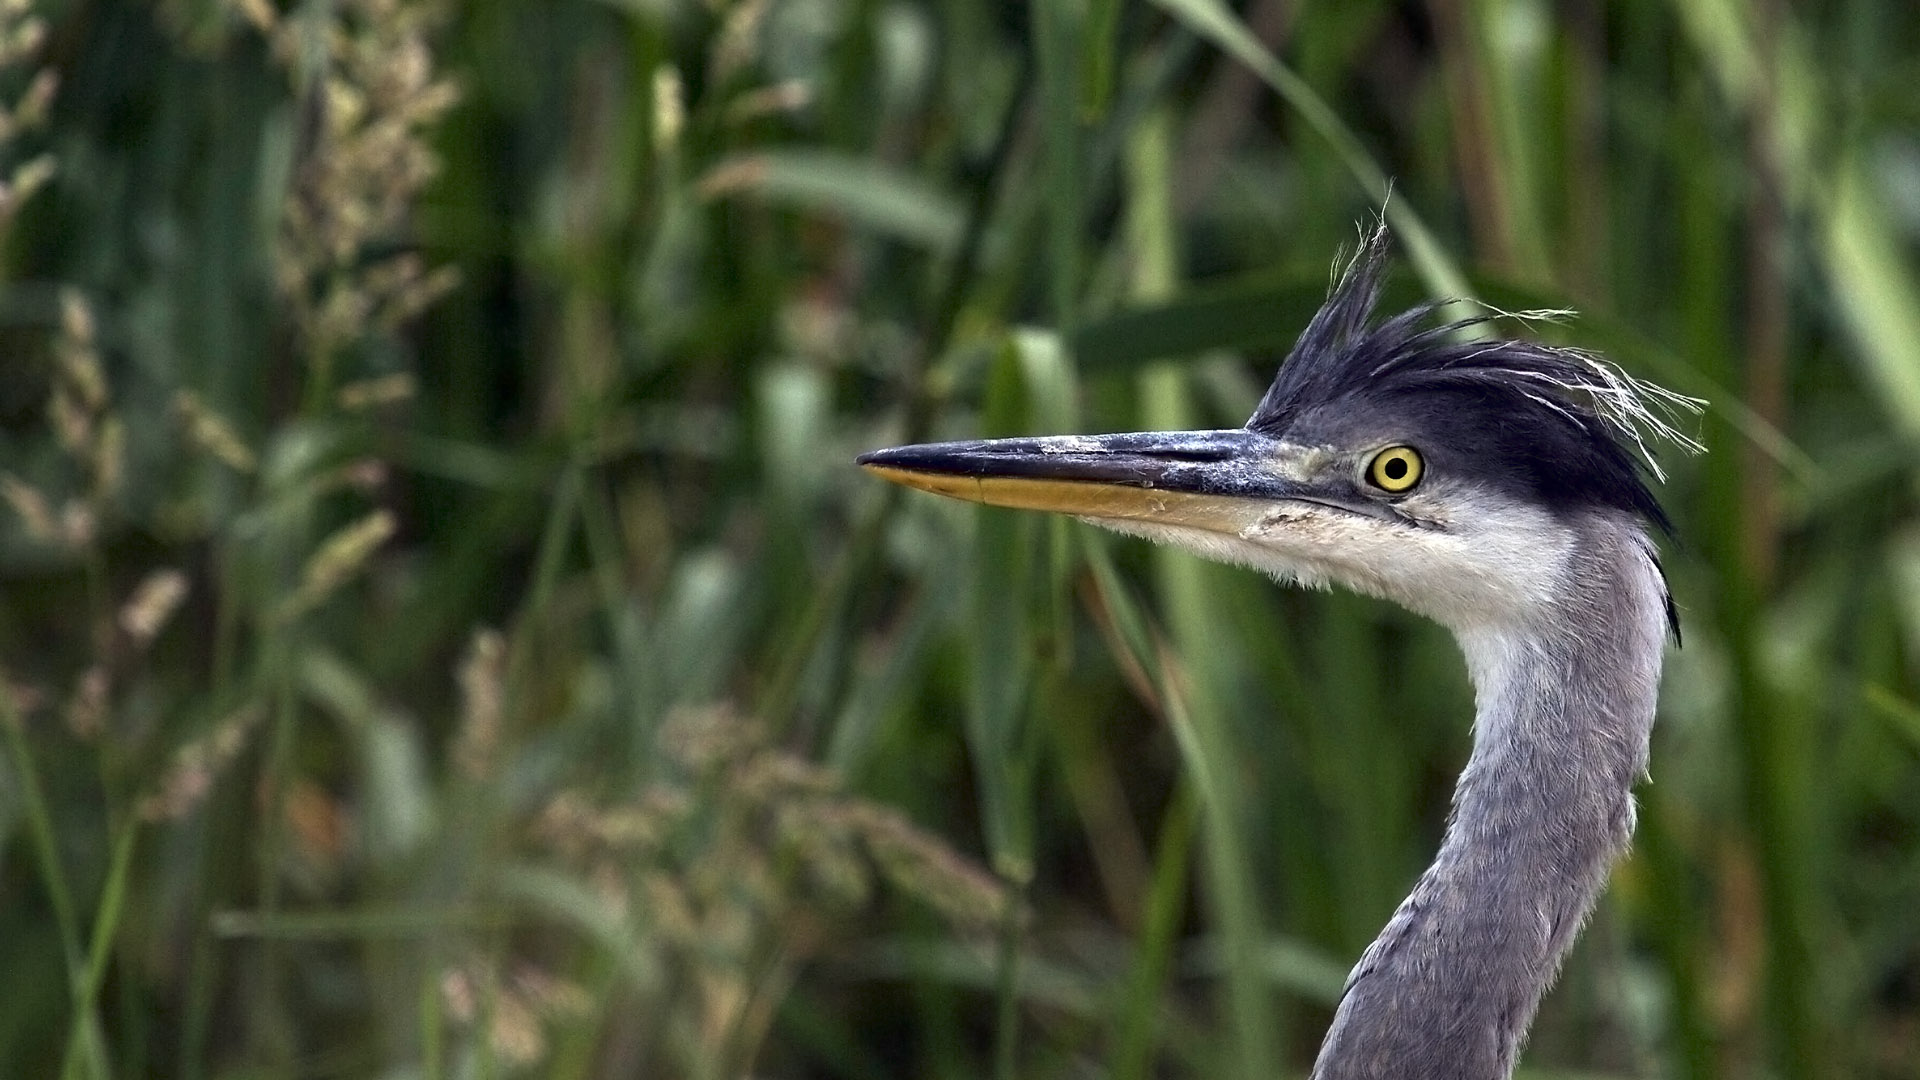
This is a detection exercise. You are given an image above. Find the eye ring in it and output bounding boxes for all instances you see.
[1366,446,1423,493]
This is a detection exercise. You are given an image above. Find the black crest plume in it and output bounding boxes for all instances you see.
[1248,222,1702,533]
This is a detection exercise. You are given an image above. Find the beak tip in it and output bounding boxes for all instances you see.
[856,446,905,469]
[855,447,919,484]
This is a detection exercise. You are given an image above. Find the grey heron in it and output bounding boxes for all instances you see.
[858,223,1701,1079]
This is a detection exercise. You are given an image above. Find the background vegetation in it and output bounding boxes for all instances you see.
[0,0,1917,1077]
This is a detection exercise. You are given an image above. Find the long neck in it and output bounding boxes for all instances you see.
[1311,520,1669,1080]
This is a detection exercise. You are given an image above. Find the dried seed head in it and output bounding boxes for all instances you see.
[120,569,190,648]
[0,0,52,192]
[249,0,459,356]
[513,699,1016,1065]
[437,959,585,1071]
[64,665,110,740]
[534,791,594,858]
[91,416,125,500]
[847,804,1015,932]
[726,79,812,124]
[654,66,684,151]
[53,292,109,450]
[0,153,54,223]
[3,474,94,550]
[453,628,505,779]
[439,967,476,1023]
[709,0,768,83]
[511,966,591,1020]
[138,704,262,821]
[16,68,55,124]
[173,391,258,472]
[59,500,94,549]
[581,705,1014,941]
[488,988,545,1067]
[340,458,388,492]
[0,674,45,724]
[660,704,765,772]
[276,509,397,623]
[367,258,458,330]
[1,474,58,543]
[59,288,96,352]
[337,371,416,410]
[230,0,278,31]
[0,9,42,67]
[49,389,90,457]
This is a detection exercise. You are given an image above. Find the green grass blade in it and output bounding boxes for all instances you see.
[1080,0,1122,122]
[1147,0,1474,306]
[1032,0,1085,328]
[1111,782,1196,1080]
[699,150,967,252]
[1820,159,1920,439]
[1,713,84,982]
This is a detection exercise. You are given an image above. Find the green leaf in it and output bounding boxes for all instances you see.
[1080,0,1122,121]
[1821,159,1920,439]
[699,151,966,251]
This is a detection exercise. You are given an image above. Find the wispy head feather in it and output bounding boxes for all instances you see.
[1249,222,1704,530]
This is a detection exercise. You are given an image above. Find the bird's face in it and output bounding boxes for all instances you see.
[859,418,1576,631]
[862,223,1690,634]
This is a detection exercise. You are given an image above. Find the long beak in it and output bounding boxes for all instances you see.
[857,429,1305,535]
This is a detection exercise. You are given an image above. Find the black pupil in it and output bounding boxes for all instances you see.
[1384,457,1408,480]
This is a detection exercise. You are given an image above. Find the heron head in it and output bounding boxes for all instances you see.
[859,225,1699,633]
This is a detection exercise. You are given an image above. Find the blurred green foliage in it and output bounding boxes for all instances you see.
[1,0,1918,1077]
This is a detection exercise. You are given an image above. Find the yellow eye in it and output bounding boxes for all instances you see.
[1367,446,1423,492]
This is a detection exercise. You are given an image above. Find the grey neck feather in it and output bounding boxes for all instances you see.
[1311,514,1670,1080]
